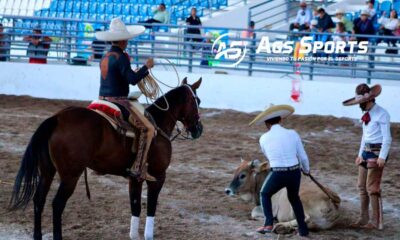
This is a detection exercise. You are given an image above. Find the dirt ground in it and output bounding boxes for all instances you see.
[0,95,399,240]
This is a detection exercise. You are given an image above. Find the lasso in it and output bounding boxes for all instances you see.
[137,58,180,111]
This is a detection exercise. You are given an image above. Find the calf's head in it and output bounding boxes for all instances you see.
[225,158,269,202]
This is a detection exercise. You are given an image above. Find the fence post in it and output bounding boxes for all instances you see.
[134,41,139,68]
[188,48,193,73]
[367,43,375,84]
[309,57,314,81]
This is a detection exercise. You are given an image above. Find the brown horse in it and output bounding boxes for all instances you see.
[8,78,203,240]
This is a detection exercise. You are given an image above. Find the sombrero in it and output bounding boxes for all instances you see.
[95,18,145,41]
[342,84,381,106]
[249,104,295,126]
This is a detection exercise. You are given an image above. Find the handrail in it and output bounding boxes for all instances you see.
[1,15,400,83]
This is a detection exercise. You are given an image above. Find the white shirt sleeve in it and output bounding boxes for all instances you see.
[378,112,392,160]
[295,131,310,173]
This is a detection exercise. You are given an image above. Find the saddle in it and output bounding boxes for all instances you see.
[87,92,144,139]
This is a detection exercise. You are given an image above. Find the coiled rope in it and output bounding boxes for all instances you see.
[137,58,180,111]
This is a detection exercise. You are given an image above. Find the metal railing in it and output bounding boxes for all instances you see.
[248,0,336,29]
[1,15,400,83]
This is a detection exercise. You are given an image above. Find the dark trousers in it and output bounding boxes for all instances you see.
[260,168,309,236]
[140,19,162,29]
[290,23,309,31]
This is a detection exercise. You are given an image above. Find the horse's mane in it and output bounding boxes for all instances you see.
[146,85,188,113]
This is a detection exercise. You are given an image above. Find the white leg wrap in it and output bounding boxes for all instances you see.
[130,216,140,240]
[144,216,155,240]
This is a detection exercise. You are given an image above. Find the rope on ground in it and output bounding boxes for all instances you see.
[0,180,13,185]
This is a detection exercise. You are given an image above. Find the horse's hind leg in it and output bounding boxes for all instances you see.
[52,176,80,240]
[33,170,56,240]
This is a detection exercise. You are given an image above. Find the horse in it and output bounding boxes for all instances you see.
[8,78,203,240]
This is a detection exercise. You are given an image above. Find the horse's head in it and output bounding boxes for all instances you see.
[179,77,203,139]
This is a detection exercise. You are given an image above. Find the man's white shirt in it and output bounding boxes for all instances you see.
[259,124,310,173]
[294,8,312,25]
[358,103,392,160]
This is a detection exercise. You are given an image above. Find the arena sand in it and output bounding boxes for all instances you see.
[0,95,399,240]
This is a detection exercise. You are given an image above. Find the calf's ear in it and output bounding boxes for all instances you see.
[251,159,268,173]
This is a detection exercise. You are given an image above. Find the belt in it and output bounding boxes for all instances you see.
[271,164,300,172]
[99,96,128,101]
[364,143,382,152]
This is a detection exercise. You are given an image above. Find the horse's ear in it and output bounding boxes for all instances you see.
[191,78,202,90]
[181,77,188,85]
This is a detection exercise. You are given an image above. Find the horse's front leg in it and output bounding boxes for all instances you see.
[145,174,166,240]
[129,177,143,240]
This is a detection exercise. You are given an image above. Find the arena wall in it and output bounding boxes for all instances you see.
[0,62,399,122]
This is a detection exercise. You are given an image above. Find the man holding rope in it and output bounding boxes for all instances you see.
[95,18,156,182]
[249,105,310,237]
[343,84,392,230]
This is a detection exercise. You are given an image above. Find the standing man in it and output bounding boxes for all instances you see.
[23,27,52,64]
[185,7,202,44]
[249,105,310,237]
[343,84,392,230]
[95,18,156,182]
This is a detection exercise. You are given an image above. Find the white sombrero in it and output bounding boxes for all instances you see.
[95,18,145,41]
[249,104,295,126]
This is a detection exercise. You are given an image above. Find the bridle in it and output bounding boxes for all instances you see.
[145,84,201,142]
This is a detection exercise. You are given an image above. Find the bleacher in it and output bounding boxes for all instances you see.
[344,0,400,21]
[31,0,228,24]
[5,0,228,36]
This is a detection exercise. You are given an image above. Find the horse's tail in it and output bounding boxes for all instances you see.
[8,116,57,211]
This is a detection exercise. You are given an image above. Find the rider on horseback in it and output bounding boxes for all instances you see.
[95,18,156,182]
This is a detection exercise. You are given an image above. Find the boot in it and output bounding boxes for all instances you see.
[365,194,383,230]
[350,194,369,228]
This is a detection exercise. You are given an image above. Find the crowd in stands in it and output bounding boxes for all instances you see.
[290,0,400,55]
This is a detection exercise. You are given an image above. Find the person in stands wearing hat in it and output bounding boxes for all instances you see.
[95,18,156,182]
[353,10,375,42]
[249,105,310,237]
[343,84,392,230]
[23,27,52,64]
[290,1,312,32]
[335,9,353,33]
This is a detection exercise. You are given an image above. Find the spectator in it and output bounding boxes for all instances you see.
[312,7,319,20]
[353,10,375,42]
[364,0,376,20]
[23,27,52,64]
[333,22,349,42]
[377,10,399,47]
[290,1,312,31]
[201,32,218,66]
[185,8,202,43]
[316,7,335,42]
[242,20,256,39]
[0,23,11,61]
[140,4,169,29]
[91,28,107,60]
[316,8,335,32]
[335,9,353,33]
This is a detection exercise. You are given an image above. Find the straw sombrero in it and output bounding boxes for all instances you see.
[95,18,145,41]
[342,84,381,106]
[249,104,295,126]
